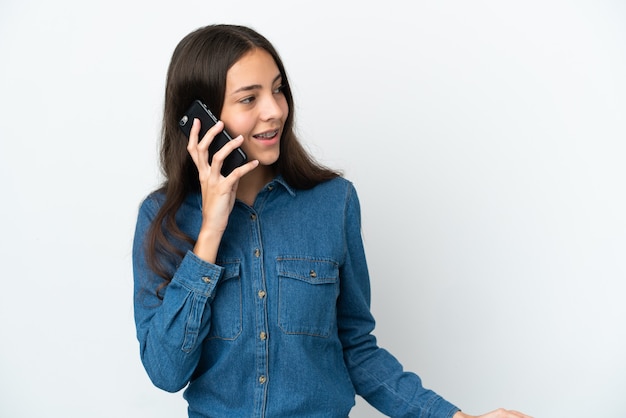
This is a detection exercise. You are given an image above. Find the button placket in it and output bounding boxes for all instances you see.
[248,207,269,407]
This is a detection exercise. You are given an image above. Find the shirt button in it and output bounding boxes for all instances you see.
[250,213,257,221]
[267,185,274,191]
[254,248,260,258]
[259,375,266,384]
[259,331,267,340]
[258,290,266,299]
[202,277,211,284]
[309,270,317,278]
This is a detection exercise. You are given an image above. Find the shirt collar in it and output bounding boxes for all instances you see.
[271,175,296,197]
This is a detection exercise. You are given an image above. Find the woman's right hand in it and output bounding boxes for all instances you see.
[186,118,259,263]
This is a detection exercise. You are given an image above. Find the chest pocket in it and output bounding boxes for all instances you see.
[277,257,339,338]
[208,261,242,340]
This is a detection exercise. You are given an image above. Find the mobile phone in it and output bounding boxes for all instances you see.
[178,99,247,176]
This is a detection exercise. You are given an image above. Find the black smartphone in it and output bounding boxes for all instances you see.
[179,99,248,176]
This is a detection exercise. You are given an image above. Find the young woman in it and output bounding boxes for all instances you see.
[132,24,532,418]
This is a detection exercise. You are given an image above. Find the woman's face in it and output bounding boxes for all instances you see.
[220,48,288,167]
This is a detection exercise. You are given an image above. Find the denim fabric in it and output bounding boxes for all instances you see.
[133,176,460,418]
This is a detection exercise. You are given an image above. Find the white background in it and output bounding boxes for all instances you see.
[1,1,625,417]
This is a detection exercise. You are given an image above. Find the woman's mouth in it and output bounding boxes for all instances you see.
[253,129,279,140]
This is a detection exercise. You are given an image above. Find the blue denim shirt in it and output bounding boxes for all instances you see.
[133,176,460,418]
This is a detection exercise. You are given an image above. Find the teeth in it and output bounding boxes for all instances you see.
[256,130,276,139]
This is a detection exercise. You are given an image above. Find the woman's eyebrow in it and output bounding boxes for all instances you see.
[232,74,282,94]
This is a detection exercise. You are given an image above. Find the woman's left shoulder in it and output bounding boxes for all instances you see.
[313,176,356,196]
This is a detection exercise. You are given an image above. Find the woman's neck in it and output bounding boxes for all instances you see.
[236,165,275,206]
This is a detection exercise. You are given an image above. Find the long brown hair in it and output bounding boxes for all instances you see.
[145,24,340,292]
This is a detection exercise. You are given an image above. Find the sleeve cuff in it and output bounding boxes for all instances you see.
[171,250,224,296]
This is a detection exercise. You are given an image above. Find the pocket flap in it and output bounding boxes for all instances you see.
[220,261,241,282]
[277,257,338,285]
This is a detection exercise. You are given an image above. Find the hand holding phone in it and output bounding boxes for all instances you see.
[179,100,248,176]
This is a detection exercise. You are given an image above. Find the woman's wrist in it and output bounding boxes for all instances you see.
[193,227,223,263]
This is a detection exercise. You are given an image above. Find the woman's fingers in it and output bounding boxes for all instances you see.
[187,118,250,179]
[186,118,208,170]
[208,134,246,175]
[229,158,260,179]
[187,118,223,168]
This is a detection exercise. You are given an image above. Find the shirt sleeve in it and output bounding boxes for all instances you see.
[132,195,223,392]
[337,183,461,418]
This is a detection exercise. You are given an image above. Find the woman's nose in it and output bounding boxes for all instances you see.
[260,94,285,121]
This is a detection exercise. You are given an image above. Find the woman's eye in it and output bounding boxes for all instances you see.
[240,96,255,104]
[273,85,284,94]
